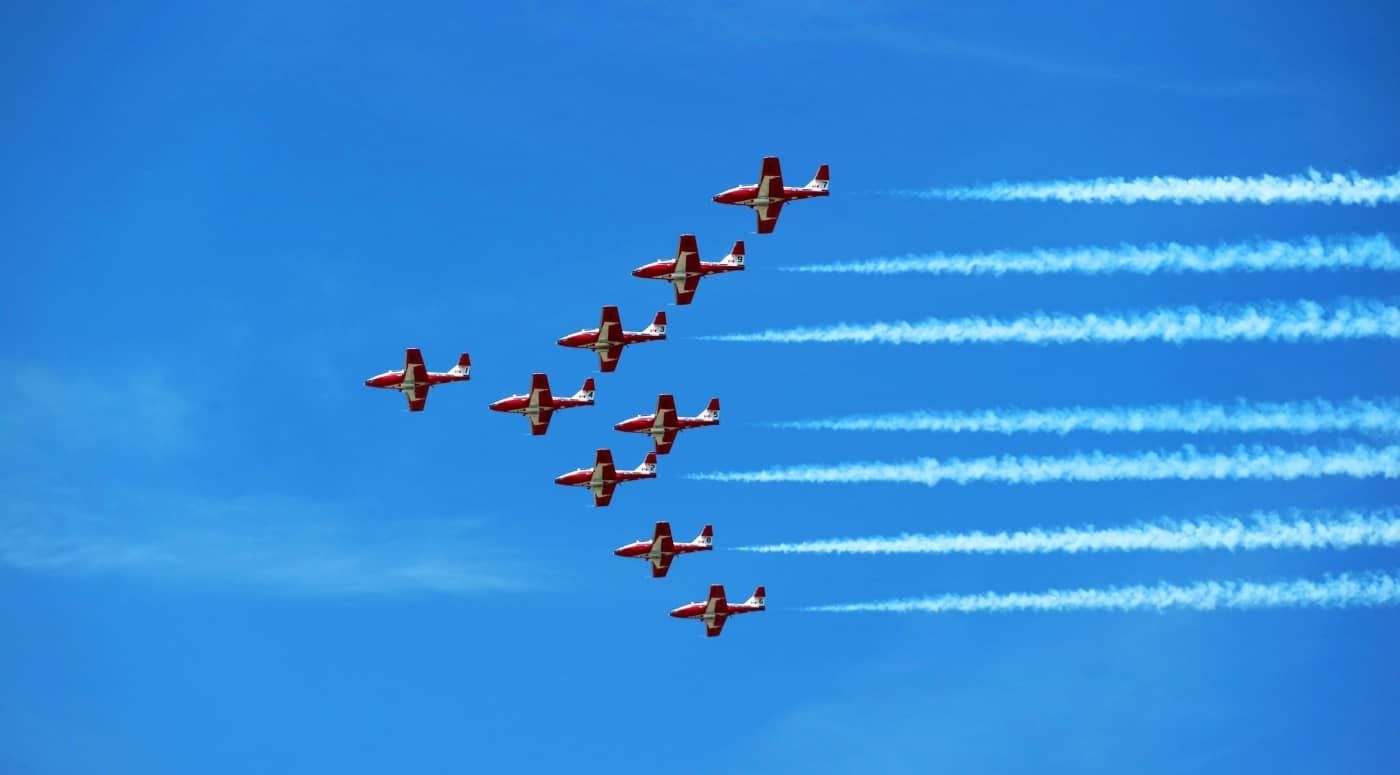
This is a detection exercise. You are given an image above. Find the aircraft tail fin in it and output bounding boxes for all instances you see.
[744,586,766,609]
[447,353,472,378]
[721,240,745,267]
[699,397,720,423]
[644,311,667,337]
[695,524,714,549]
[637,451,658,475]
[807,164,829,192]
[574,377,596,403]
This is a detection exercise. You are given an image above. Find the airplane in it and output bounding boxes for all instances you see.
[712,156,829,234]
[631,234,745,306]
[554,449,657,507]
[488,374,595,436]
[670,584,766,637]
[363,348,471,412]
[557,306,666,373]
[614,395,720,454]
[614,522,714,578]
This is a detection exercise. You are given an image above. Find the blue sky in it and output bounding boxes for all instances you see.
[3,2,1399,772]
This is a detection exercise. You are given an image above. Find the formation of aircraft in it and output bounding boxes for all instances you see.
[614,395,720,454]
[489,374,595,435]
[363,157,825,635]
[363,348,471,412]
[670,584,766,637]
[557,306,667,373]
[713,156,829,234]
[632,235,745,305]
[554,449,657,507]
[613,521,714,577]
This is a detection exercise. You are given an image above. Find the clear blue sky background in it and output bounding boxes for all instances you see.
[3,2,1398,773]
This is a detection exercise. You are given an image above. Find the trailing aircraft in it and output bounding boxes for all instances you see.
[489,374,595,435]
[614,395,720,454]
[557,306,666,373]
[363,348,471,412]
[614,521,713,578]
[554,449,657,507]
[632,234,745,305]
[713,156,829,234]
[670,584,766,637]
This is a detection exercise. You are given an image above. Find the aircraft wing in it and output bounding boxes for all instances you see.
[754,201,784,234]
[528,406,554,435]
[756,156,784,200]
[591,481,617,508]
[405,383,429,412]
[652,521,675,553]
[651,554,675,578]
[653,428,677,455]
[596,344,623,372]
[404,348,429,382]
[673,274,701,306]
[704,584,729,636]
[597,306,622,345]
[705,614,728,637]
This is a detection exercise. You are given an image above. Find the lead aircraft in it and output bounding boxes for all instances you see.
[488,374,595,435]
[614,395,720,454]
[363,348,471,412]
[554,449,657,507]
[614,522,713,577]
[631,235,745,305]
[712,156,829,234]
[557,306,666,373]
[670,584,766,637]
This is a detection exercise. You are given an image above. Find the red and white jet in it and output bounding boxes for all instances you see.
[363,348,471,412]
[557,306,666,373]
[713,156,829,234]
[670,584,766,637]
[614,395,720,454]
[554,449,657,507]
[632,235,745,306]
[614,521,714,578]
[488,374,595,436]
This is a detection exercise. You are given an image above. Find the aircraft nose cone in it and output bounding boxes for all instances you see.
[630,268,644,277]
[363,379,372,387]
[711,194,722,203]
[553,475,567,486]
[668,608,685,618]
[612,547,626,557]
[555,337,567,346]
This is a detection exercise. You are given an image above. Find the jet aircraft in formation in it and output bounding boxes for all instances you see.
[554,449,657,507]
[632,235,745,305]
[670,584,766,637]
[557,306,667,372]
[364,157,823,636]
[614,395,720,454]
[713,156,829,234]
[613,521,713,577]
[489,374,595,435]
[363,348,471,412]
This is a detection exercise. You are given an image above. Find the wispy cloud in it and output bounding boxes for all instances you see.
[689,444,1400,487]
[702,298,1400,345]
[0,488,524,596]
[890,169,1400,206]
[783,235,1400,276]
[768,398,1400,436]
[805,572,1400,614]
[737,509,1400,555]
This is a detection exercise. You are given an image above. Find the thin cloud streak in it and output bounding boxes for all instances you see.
[689,445,1400,487]
[703,299,1400,345]
[805,572,1400,613]
[769,398,1400,436]
[737,510,1400,555]
[889,169,1400,205]
[784,235,1400,276]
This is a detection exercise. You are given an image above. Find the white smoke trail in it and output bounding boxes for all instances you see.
[805,572,1400,614]
[688,444,1400,486]
[703,298,1400,345]
[891,169,1400,206]
[737,510,1400,555]
[784,234,1400,276]
[769,398,1400,436]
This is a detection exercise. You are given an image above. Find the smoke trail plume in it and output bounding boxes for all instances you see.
[737,510,1400,555]
[805,572,1400,614]
[890,169,1400,206]
[769,398,1400,436]
[689,445,1400,486]
[784,234,1400,276]
[702,299,1400,345]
